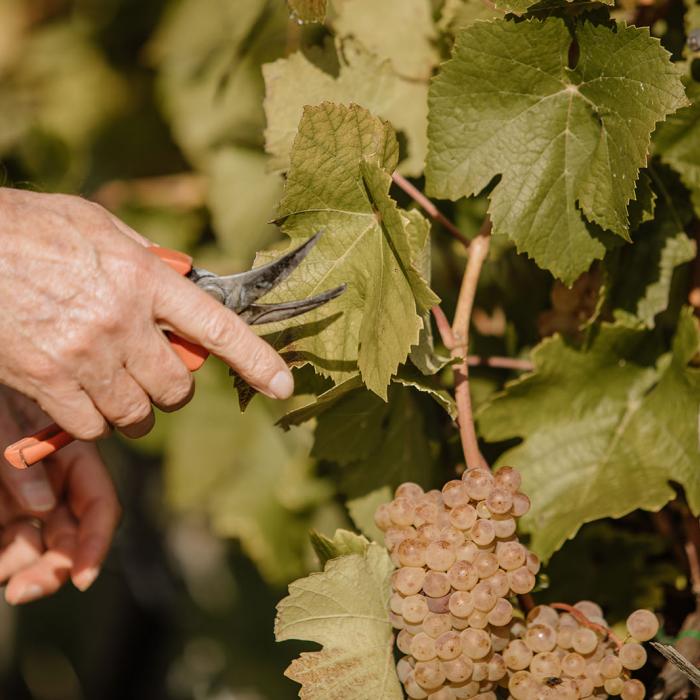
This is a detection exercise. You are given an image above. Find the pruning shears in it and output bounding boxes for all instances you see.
[4,232,344,470]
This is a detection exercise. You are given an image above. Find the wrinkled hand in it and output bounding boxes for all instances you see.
[0,187,294,440]
[0,387,120,604]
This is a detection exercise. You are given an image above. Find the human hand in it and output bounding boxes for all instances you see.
[0,187,294,441]
[0,387,120,604]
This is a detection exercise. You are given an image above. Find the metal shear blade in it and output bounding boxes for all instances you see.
[188,232,345,324]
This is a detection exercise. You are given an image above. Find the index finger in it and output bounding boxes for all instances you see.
[153,267,294,400]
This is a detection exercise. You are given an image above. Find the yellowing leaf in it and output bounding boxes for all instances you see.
[331,0,438,80]
[426,19,687,283]
[152,0,287,162]
[257,103,438,397]
[263,40,428,175]
[275,542,402,700]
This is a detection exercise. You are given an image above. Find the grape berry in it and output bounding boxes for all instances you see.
[375,467,658,699]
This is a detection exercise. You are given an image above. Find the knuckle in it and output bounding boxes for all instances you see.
[202,312,236,351]
[77,419,109,442]
[157,374,193,410]
[109,400,152,428]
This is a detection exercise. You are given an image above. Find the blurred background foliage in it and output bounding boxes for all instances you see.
[0,0,692,698]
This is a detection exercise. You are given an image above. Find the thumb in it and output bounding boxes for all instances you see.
[0,461,56,513]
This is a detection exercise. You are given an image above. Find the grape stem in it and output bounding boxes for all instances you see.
[451,219,492,470]
[391,172,471,250]
[550,603,623,649]
[432,307,533,372]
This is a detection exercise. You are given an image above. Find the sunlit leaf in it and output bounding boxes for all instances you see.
[426,19,687,283]
[276,542,402,699]
[263,40,428,175]
[479,309,700,560]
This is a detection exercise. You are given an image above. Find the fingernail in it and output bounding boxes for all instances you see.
[10,583,43,605]
[268,371,294,399]
[74,567,100,592]
[19,481,56,512]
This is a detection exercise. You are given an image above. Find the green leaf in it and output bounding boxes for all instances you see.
[256,103,438,397]
[164,363,332,584]
[153,0,287,162]
[437,0,500,34]
[426,19,687,283]
[346,487,392,543]
[288,0,327,22]
[331,0,438,80]
[275,543,402,700]
[479,309,700,560]
[607,198,695,327]
[310,529,369,567]
[493,0,612,13]
[206,146,283,268]
[314,383,437,496]
[263,39,428,175]
[655,80,700,217]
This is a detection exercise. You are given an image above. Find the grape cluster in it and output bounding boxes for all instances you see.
[375,466,657,699]
[503,603,657,699]
[374,466,538,699]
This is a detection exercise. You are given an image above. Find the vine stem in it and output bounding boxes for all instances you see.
[451,219,492,470]
[391,172,471,250]
[551,603,623,649]
[432,308,533,371]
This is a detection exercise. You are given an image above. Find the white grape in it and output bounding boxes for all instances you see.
[411,632,438,661]
[403,595,430,624]
[398,538,428,567]
[436,630,463,660]
[394,566,427,596]
[503,640,532,671]
[449,591,474,618]
[619,642,647,670]
[621,678,646,699]
[426,540,457,571]
[424,570,452,598]
[461,628,492,659]
[443,480,470,508]
[626,609,659,642]
[396,482,425,501]
[390,497,416,526]
[448,561,479,591]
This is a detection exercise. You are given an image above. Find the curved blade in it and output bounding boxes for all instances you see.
[193,232,324,312]
[240,285,346,325]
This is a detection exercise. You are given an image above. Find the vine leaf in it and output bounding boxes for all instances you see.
[275,541,403,700]
[288,0,327,22]
[606,197,695,327]
[255,103,439,398]
[310,529,369,567]
[479,309,700,560]
[152,0,286,162]
[331,0,438,81]
[263,40,428,175]
[655,80,700,217]
[314,383,437,496]
[494,0,612,13]
[426,19,687,283]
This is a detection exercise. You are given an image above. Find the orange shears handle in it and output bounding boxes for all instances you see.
[3,246,210,470]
